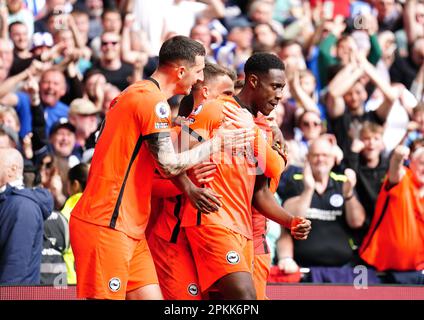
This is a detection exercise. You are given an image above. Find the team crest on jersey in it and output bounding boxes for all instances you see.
[330,194,344,207]
[191,104,203,116]
[187,283,199,296]
[108,277,121,292]
[226,251,240,265]
[155,102,170,118]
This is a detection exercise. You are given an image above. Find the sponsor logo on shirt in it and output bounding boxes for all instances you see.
[155,122,169,129]
[305,208,343,221]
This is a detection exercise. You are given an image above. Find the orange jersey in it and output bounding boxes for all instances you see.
[180,96,257,239]
[251,113,284,254]
[360,168,424,271]
[71,80,171,239]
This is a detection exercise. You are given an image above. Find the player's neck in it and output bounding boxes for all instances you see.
[235,91,257,116]
[149,71,177,99]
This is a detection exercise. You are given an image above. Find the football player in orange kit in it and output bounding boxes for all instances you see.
[180,53,311,299]
[147,62,237,300]
[69,36,254,300]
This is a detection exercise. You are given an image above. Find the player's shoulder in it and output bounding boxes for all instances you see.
[122,80,166,103]
[200,95,239,114]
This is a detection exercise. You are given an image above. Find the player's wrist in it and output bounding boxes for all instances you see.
[278,256,294,263]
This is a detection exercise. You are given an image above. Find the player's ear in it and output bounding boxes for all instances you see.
[177,66,186,80]
[248,74,258,89]
[202,85,209,99]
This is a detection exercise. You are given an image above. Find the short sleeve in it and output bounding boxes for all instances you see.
[131,91,172,138]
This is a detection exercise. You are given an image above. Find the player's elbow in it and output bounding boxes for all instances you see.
[156,158,183,178]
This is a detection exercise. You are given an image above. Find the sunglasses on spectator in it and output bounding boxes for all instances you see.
[301,121,321,128]
[101,41,119,47]
[41,161,54,169]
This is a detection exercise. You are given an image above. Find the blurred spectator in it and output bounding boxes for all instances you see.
[0,147,53,284]
[404,0,424,44]
[0,39,14,74]
[190,22,219,63]
[49,118,81,164]
[277,137,367,283]
[360,145,424,284]
[326,51,397,154]
[90,7,122,59]
[34,0,70,34]
[37,152,65,209]
[318,14,382,87]
[285,59,325,119]
[40,208,69,285]
[0,123,19,148]
[68,98,100,150]
[82,68,106,108]
[46,119,80,208]
[374,0,403,32]
[15,68,69,138]
[8,21,34,76]
[390,37,424,89]
[286,110,324,168]
[90,31,133,90]
[61,162,89,284]
[277,39,306,69]
[0,106,34,160]
[71,8,90,41]
[101,83,120,113]
[344,121,388,248]
[215,16,253,74]
[84,0,103,41]
[247,0,283,36]
[5,0,34,36]
[52,27,92,75]
[252,22,278,53]
[405,103,424,147]
[30,31,53,60]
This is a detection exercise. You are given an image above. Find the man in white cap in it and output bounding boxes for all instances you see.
[68,98,101,150]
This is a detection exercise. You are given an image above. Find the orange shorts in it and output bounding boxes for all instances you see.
[185,224,254,293]
[253,253,271,300]
[70,216,158,300]
[148,230,201,300]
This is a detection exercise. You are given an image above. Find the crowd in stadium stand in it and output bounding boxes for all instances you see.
[0,0,423,287]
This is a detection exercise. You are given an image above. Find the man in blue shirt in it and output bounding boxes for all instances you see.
[0,148,53,284]
[15,68,69,139]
